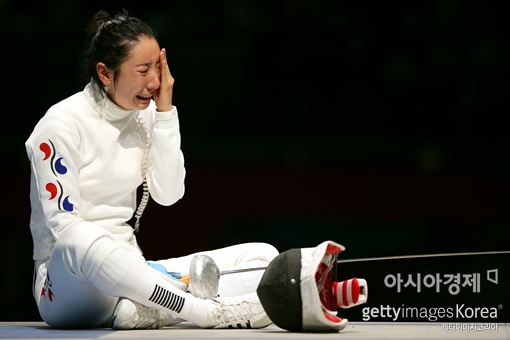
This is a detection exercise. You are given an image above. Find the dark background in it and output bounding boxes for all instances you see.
[1,0,508,321]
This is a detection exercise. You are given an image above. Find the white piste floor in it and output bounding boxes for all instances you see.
[0,322,507,340]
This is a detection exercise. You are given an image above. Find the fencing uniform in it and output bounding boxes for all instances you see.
[26,81,278,328]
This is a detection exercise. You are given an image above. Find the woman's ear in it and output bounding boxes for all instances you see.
[96,62,113,86]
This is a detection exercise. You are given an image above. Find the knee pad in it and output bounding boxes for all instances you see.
[253,242,279,263]
[53,222,115,278]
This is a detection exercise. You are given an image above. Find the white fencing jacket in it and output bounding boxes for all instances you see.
[26,81,185,262]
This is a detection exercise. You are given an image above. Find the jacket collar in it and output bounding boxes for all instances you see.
[84,80,137,122]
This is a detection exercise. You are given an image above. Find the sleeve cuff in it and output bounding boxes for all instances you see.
[155,106,178,128]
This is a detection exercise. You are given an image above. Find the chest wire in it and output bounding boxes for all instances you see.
[133,115,150,233]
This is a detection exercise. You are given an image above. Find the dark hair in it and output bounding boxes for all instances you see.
[80,9,157,92]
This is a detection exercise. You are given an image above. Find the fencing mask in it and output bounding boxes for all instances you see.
[257,240,368,332]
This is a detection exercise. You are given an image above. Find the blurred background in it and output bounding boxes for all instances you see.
[1,0,508,321]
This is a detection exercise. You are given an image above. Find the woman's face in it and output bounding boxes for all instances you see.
[109,36,161,110]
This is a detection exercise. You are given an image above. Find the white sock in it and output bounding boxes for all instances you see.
[82,237,217,327]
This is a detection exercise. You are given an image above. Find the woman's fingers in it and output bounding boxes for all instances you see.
[160,48,174,83]
[155,48,174,111]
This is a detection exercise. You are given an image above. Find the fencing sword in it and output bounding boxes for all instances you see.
[186,249,510,299]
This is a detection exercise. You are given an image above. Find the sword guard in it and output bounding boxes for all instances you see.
[189,255,220,299]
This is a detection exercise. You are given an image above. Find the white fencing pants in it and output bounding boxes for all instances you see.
[34,222,278,328]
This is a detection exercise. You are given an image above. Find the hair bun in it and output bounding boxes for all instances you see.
[86,10,112,41]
